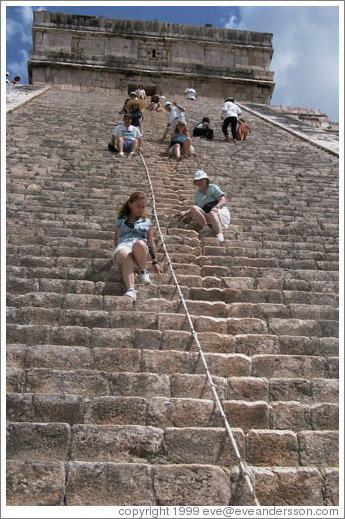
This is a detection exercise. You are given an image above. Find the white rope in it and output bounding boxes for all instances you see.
[138,150,260,506]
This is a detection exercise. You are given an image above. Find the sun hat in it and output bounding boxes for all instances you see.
[164,101,172,107]
[194,170,209,182]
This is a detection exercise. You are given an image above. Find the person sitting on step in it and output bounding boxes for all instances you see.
[166,120,193,160]
[192,117,214,141]
[113,191,164,302]
[110,113,143,158]
[174,169,230,244]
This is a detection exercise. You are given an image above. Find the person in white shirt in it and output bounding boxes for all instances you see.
[221,97,242,143]
[185,84,196,100]
[135,84,147,99]
[110,113,143,158]
[161,101,186,140]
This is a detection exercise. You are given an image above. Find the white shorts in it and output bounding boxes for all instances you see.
[113,239,147,259]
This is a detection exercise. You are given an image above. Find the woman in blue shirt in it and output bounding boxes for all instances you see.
[175,170,229,243]
[113,191,163,302]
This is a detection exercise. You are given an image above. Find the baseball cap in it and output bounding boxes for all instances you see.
[194,170,209,182]
[164,101,172,107]
[129,92,136,96]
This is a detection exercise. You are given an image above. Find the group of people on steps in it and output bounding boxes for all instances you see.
[110,87,247,302]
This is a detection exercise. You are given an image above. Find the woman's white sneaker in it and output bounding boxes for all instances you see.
[124,288,138,301]
[216,232,225,243]
[139,269,151,284]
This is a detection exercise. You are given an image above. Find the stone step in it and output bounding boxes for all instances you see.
[6,323,339,359]
[9,293,336,321]
[6,390,339,434]
[6,458,338,506]
[6,86,339,507]
[7,307,273,336]
[7,353,339,403]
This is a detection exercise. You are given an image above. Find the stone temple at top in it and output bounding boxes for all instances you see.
[28,10,275,103]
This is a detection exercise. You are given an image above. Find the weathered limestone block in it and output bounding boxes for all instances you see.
[270,402,310,431]
[223,401,270,430]
[7,460,65,505]
[311,378,339,403]
[298,431,339,467]
[161,330,194,351]
[252,354,328,379]
[65,462,155,505]
[309,403,339,430]
[170,373,227,400]
[228,317,268,335]
[93,347,141,372]
[91,327,133,348]
[195,317,231,336]
[64,293,103,310]
[153,464,231,505]
[164,427,245,466]
[250,467,324,506]
[110,311,158,329]
[110,373,170,398]
[136,297,177,313]
[187,300,227,318]
[279,335,321,356]
[49,325,91,346]
[269,318,321,336]
[71,424,163,463]
[134,329,161,350]
[85,396,147,425]
[199,352,251,378]
[7,422,71,461]
[6,344,26,368]
[222,277,254,290]
[25,345,94,370]
[158,313,189,331]
[227,377,269,401]
[202,276,223,288]
[269,378,313,403]
[247,430,299,466]
[62,309,108,328]
[321,468,339,506]
[196,332,236,353]
[146,397,222,428]
[235,333,280,355]
[26,368,109,397]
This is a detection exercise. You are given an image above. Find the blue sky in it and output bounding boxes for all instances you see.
[3,1,343,122]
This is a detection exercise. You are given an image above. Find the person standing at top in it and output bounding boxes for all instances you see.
[161,100,186,141]
[221,97,242,143]
[113,191,164,302]
[185,83,196,100]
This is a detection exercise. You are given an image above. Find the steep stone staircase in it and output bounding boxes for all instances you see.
[6,88,339,506]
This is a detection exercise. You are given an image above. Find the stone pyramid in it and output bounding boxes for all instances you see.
[6,87,339,506]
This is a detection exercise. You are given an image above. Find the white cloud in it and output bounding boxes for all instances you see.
[224,6,340,121]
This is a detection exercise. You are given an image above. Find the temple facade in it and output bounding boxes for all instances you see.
[28,10,275,103]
